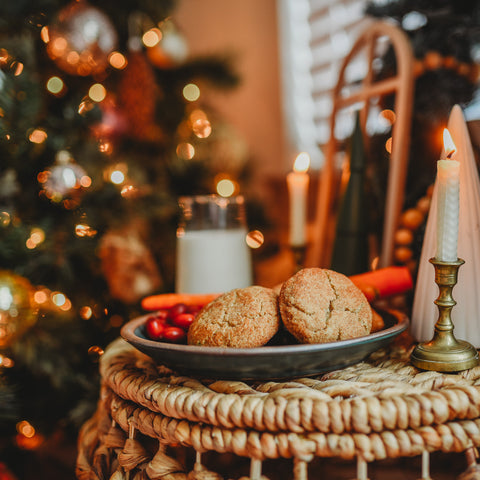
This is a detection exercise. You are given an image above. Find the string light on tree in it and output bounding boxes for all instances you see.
[28,128,48,144]
[88,83,106,102]
[75,223,97,238]
[79,306,93,320]
[15,420,44,450]
[142,28,162,48]
[176,142,195,160]
[183,83,200,102]
[46,76,65,96]
[26,228,45,250]
[108,51,127,70]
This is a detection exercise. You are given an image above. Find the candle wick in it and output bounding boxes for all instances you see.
[446,149,455,159]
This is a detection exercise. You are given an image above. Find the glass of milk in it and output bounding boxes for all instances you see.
[175,195,253,294]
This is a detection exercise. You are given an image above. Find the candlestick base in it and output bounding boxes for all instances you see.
[290,245,307,272]
[411,258,479,372]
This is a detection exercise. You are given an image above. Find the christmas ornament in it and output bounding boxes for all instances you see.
[146,20,188,69]
[91,95,129,140]
[46,0,117,76]
[98,223,162,305]
[0,271,37,348]
[118,51,161,141]
[39,152,89,203]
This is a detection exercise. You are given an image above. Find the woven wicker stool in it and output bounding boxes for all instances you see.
[76,336,480,480]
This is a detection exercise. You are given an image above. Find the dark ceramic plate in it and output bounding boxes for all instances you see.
[121,310,409,380]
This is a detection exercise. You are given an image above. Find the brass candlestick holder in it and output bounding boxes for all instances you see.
[411,257,479,372]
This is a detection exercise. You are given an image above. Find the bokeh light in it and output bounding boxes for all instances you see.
[380,109,396,125]
[108,51,127,69]
[51,292,66,307]
[26,228,45,249]
[216,178,235,197]
[12,62,23,76]
[75,223,97,238]
[79,306,93,320]
[246,230,264,249]
[88,83,106,102]
[29,129,47,144]
[176,142,195,160]
[33,290,48,304]
[192,118,212,138]
[110,170,125,184]
[46,76,64,95]
[0,354,14,367]
[0,211,10,227]
[80,175,92,188]
[385,137,393,154]
[40,26,49,43]
[142,28,162,47]
[183,83,200,102]
[17,421,35,438]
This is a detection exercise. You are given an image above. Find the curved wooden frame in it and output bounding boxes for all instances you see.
[307,21,415,269]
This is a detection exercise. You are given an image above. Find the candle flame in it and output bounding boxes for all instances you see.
[443,128,456,159]
[293,152,310,173]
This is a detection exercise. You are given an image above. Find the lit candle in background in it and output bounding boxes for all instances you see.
[436,129,460,262]
[287,152,310,246]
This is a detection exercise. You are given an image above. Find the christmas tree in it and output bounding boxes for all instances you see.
[0,1,247,477]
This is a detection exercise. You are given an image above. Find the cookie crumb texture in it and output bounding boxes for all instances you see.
[187,286,280,348]
[279,268,372,344]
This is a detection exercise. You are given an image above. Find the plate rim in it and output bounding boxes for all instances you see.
[121,309,409,358]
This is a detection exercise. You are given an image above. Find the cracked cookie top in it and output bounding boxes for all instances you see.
[278,268,372,344]
[187,286,280,348]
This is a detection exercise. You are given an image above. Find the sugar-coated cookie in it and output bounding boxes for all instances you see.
[279,268,372,344]
[187,286,280,348]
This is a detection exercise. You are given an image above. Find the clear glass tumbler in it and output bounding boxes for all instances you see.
[175,195,253,294]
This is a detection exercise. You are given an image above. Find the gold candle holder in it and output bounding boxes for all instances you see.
[411,257,479,372]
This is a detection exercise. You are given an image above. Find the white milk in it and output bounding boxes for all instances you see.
[175,228,253,294]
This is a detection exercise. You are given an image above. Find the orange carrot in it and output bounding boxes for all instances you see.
[141,292,222,311]
[349,266,413,302]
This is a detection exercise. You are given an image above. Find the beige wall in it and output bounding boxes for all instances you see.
[174,0,289,197]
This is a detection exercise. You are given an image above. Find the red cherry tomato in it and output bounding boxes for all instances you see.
[163,326,186,343]
[172,312,195,329]
[154,309,169,321]
[145,317,166,340]
[187,305,203,315]
[169,303,187,317]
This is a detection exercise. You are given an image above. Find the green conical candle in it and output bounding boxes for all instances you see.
[330,112,370,275]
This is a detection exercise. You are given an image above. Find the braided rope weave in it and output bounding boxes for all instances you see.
[76,337,480,479]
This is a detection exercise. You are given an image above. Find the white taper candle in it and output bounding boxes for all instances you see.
[436,129,460,262]
[287,152,310,246]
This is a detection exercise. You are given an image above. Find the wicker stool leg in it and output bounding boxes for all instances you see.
[293,458,308,480]
[457,447,480,480]
[187,451,223,480]
[351,456,369,480]
[416,451,432,480]
[250,459,262,480]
